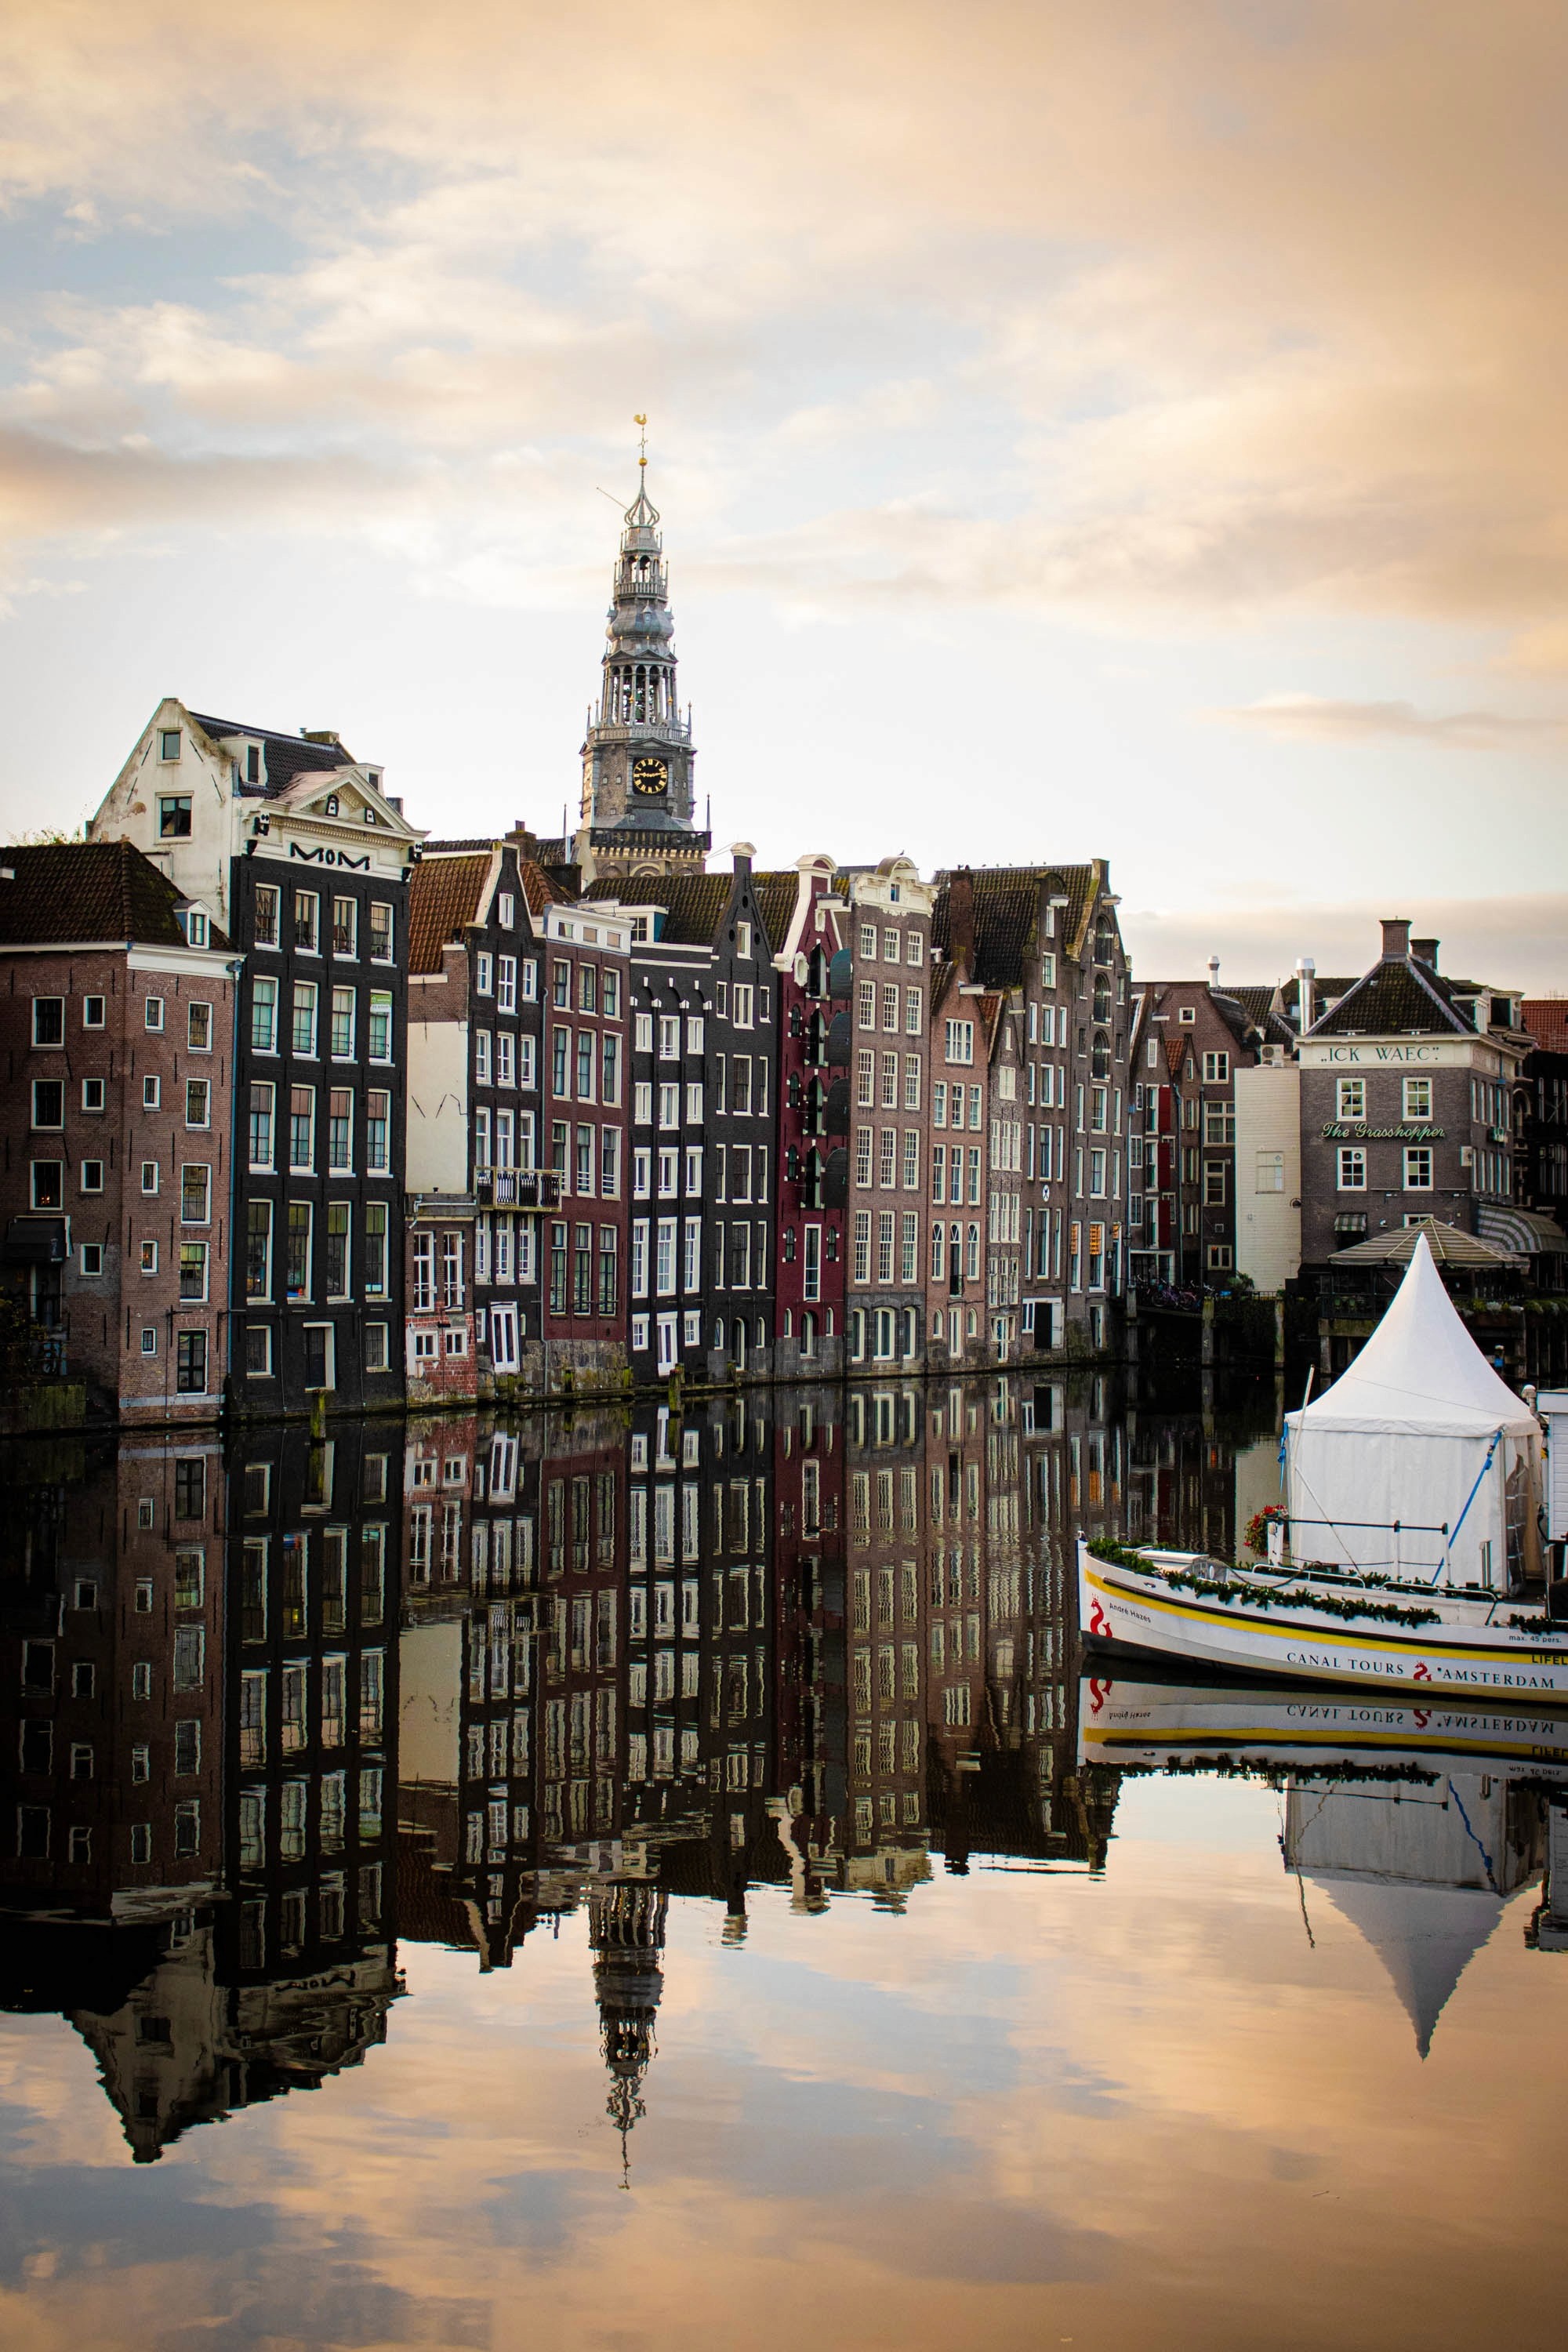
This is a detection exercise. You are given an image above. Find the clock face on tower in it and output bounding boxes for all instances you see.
[632,757,668,797]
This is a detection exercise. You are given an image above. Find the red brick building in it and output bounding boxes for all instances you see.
[0,843,237,1423]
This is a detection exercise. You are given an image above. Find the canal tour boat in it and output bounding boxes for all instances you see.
[1078,1232,1568,1704]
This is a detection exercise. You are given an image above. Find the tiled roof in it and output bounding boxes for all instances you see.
[583,872,732,945]
[519,859,569,916]
[1308,954,1474,1038]
[750,871,800,956]
[1522,998,1568,1054]
[0,840,202,949]
[190,713,357,798]
[931,862,1106,982]
[408,852,491,975]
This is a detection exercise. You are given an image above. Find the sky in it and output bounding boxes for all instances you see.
[1,0,1565,987]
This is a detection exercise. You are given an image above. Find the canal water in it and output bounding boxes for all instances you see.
[3,1373,1566,2351]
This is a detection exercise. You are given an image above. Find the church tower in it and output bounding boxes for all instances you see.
[576,426,710,884]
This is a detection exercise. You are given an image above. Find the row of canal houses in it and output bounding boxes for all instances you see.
[0,786,1130,1425]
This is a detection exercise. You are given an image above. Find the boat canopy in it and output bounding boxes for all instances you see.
[1285,1233,1541,1584]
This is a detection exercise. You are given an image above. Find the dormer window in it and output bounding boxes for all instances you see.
[366,771,380,789]
[363,807,376,825]
[245,745,261,785]
[187,912,208,946]
[325,793,339,817]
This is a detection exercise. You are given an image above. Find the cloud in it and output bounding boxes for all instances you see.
[1207,694,1568,750]
[0,0,1566,656]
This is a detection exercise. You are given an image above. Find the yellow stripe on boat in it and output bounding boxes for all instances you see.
[1083,1565,1563,1665]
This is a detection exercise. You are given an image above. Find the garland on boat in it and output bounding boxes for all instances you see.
[1086,1539,1443,1628]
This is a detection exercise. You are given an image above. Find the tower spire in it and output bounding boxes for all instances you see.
[575,424,710,880]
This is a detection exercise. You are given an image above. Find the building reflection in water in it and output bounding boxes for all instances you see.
[1,1371,1285,2162]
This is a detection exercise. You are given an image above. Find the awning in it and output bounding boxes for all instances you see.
[2,1218,66,1265]
[1333,1210,1369,1238]
[1477,1203,1568,1256]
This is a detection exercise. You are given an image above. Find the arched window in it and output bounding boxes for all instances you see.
[1092,1029,1110,1080]
[800,1310,818,1359]
[731,1318,747,1369]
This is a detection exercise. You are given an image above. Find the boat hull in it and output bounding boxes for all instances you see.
[1077,1542,1568,1705]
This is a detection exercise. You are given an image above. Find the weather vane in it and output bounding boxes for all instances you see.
[634,412,648,470]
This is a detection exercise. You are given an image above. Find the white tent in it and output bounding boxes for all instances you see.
[1285,1232,1541,1586]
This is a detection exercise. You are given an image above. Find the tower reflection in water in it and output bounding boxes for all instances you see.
[1,1373,1269,2162]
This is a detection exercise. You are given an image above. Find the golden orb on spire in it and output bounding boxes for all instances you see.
[633,412,648,468]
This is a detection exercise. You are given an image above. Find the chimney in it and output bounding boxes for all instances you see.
[1380,916,1412,960]
[1296,956,1316,1033]
[1207,954,1221,992]
[1412,936,1439,970]
[948,866,975,967]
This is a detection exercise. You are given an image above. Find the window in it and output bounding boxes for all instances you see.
[859,923,877,957]
[326,1203,352,1298]
[31,1162,63,1210]
[368,901,394,961]
[82,996,105,1029]
[945,1019,975,1065]
[158,726,183,762]
[330,987,356,1058]
[292,981,318,1058]
[80,1242,103,1276]
[187,1000,212,1052]
[251,976,278,1053]
[364,1202,389,1299]
[1202,1051,1230,1083]
[246,1200,272,1299]
[366,1090,390,1172]
[177,1238,208,1301]
[176,1330,208,1392]
[1337,1146,1367,1191]
[141,1160,159,1195]
[158,794,191,837]
[733,983,754,1029]
[1403,1076,1432,1120]
[332,896,356,956]
[1336,1076,1366,1121]
[254,884,281,947]
[144,996,164,1033]
[1203,1102,1236,1145]
[328,1087,354,1172]
[31,1080,64,1130]
[1206,1243,1234,1272]
[285,1203,313,1299]
[368,993,393,1061]
[1255,1149,1285,1193]
[1203,1160,1227,1205]
[294,891,320,953]
[853,1210,871,1283]
[1403,1145,1434,1190]
[289,1085,315,1171]
[857,982,876,1030]
[181,1164,210,1222]
[499,956,517,1013]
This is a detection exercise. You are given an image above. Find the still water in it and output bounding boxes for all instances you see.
[4,1373,1567,2352]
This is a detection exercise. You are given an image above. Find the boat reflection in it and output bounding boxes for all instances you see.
[1079,1668,1568,2050]
[0,1374,1272,2162]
